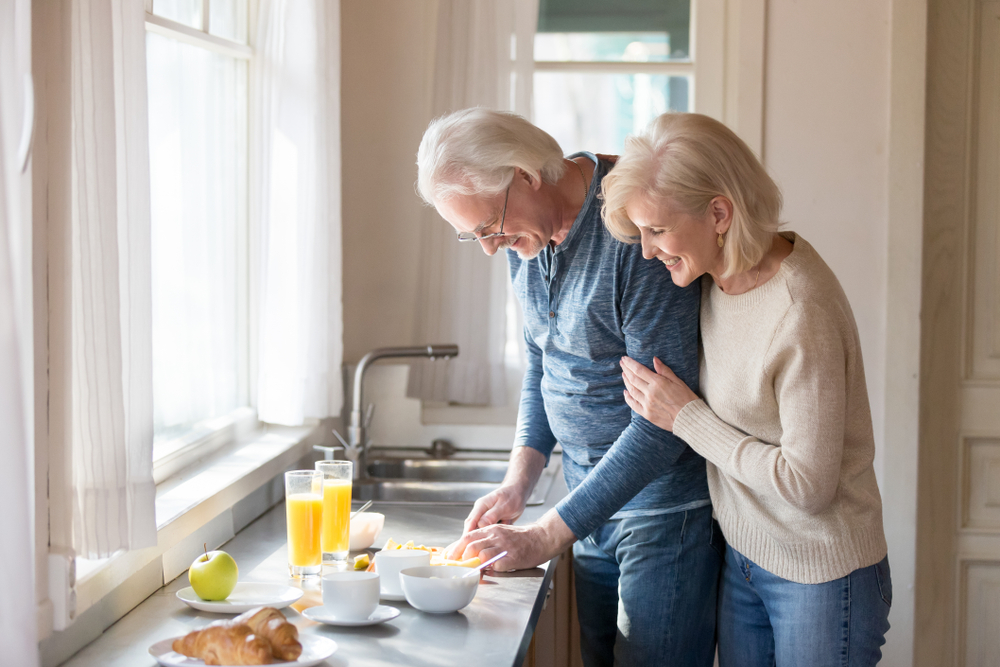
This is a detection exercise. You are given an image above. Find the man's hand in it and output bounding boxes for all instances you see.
[446,509,576,571]
[463,484,528,534]
[459,446,547,533]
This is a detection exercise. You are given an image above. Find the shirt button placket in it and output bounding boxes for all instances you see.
[548,257,558,329]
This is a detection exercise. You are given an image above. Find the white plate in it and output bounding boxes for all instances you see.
[149,634,337,667]
[176,583,304,613]
[303,604,400,627]
[379,589,406,602]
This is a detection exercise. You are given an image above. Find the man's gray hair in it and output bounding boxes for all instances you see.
[416,108,567,205]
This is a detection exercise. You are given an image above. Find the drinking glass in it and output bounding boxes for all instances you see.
[315,460,353,562]
[285,470,323,578]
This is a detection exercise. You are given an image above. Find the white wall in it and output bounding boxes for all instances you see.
[762,0,892,480]
[340,0,437,364]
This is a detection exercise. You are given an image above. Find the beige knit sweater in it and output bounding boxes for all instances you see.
[673,232,887,584]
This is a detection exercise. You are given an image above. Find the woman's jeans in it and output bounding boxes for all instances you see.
[718,544,892,667]
[573,505,724,667]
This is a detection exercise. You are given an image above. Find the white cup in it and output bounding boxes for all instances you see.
[374,549,431,597]
[321,571,380,620]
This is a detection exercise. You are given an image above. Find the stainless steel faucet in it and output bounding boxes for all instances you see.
[315,345,459,479]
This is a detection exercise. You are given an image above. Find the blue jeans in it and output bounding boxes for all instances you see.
[718,545,892,667]
[573,505,723,667]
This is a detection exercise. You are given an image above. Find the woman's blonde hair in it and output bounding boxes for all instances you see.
[417,108,566,204]
[601,113,782,278]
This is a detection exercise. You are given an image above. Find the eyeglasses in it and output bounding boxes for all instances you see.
[457,185,509,243]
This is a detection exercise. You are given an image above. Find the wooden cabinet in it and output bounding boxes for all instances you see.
[524,549,582,667]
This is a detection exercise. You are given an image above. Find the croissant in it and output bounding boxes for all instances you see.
[172,622,273,665]
[233,607,302,661]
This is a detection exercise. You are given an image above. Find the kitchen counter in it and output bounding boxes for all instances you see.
[58,459,569,667]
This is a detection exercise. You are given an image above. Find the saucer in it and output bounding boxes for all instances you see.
[302,604,401,627]
[176,583,304,613]
[379,589,406,602]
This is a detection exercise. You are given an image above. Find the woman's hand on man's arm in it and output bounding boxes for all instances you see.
[619,356,699,431]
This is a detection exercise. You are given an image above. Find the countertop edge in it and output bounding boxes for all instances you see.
[513,552,560,667]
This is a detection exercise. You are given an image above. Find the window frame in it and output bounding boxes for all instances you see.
[531,0,765,156]
[693,0,765,155]
[144,0,261,482]
[34,0,335,644]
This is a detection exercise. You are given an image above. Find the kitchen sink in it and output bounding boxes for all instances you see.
[352,480,499,504]
[366,458,510,482]
[352,457,560,506]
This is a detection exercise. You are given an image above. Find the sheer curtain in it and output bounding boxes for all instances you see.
[146,31,245,437]
[0,0,39,661]
[253,0,343,425]
[407,0,535,407]
[47,0,157,560]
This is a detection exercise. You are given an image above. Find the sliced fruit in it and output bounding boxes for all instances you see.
[380,538,445,555]
[353,554,370,570]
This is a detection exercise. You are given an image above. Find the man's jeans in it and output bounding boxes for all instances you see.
[718,545,892,667]
[573,505,723,667]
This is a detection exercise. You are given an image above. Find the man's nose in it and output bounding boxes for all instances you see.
[479,237,498,257]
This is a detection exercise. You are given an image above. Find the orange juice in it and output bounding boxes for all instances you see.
[286,493,323,567]
[321,479,352,556]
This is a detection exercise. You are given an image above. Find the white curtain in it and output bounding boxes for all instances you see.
[407,0,536,406]
[0,0,39,662]
[146,32,246,433]
[253,0,343,425]
[51,0,157,560]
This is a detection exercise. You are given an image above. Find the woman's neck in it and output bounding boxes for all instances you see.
[711,233,793,295]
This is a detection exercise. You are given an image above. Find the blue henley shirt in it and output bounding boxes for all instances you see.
[508,153,710,539]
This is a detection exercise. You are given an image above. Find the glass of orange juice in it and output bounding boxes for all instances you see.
[285,470,324,578]
[315,460,353,563]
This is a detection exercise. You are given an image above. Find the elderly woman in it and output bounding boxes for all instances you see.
[603,112,891,666]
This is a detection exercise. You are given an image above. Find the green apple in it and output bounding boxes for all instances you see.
[188,546,239,601]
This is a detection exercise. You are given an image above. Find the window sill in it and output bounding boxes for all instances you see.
[40,420,329,667]
[151,407,261,485]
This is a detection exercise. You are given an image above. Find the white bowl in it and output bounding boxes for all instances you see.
[374,549,431,598]
[399,565,478,613]
[349,512,385,551]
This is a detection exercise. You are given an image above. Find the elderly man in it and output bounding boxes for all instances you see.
[417,109,721,667]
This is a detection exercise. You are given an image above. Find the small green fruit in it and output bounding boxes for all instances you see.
[188,546,238,601]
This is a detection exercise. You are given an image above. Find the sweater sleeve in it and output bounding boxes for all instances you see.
[673,302,846,515]
[554,249,702,538]
[513,326,558,461]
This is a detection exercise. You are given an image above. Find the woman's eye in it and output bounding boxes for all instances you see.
[649,229,664,237]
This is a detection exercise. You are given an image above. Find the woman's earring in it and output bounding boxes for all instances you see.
[717,234,724,248]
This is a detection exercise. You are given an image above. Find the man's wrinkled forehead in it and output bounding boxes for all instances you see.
[435,191,502,234]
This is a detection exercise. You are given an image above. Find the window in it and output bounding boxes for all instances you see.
[533,0,693,153]
[145,0,255,474]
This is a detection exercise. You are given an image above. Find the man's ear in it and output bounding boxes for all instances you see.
[517,167,544,191]
[711,196,734,235]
